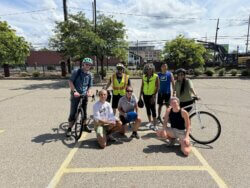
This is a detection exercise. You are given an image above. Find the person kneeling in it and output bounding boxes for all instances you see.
[156,97,191,156]
[93,89,122,149]
[118,86,141,139]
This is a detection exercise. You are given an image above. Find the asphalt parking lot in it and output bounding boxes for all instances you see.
[0,78,250,188]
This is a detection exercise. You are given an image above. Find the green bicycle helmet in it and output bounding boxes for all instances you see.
[82,57,93,65]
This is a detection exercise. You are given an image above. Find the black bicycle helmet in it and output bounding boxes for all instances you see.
[175,68,186,74]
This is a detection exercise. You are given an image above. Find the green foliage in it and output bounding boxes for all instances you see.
[20,72,29,77]
[230,69,237,76]
[0,21,30,65]
[218,68,226,76]
[204,68,215,76]
[163,35,206,69]
[32,71,40,77]
[194,68,203,76]
[49,12,128,63]
[241,69,249,76]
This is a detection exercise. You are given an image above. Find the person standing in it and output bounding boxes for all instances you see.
[104,63,131,115]
[66,57,93,136]
[157,63,175,122]
[139,63,159,130]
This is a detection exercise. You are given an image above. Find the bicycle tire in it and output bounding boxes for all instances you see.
[73,109,84,141]
[189,111,221,144]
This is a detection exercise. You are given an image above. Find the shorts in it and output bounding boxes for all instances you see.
[119,113,137,125]
[166,127,186,140]
[112,94,123,108]
[157,93,171,105]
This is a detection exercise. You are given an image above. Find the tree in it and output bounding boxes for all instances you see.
[49,12,128,78]
[163,35,206,69]
[0,21,30,76]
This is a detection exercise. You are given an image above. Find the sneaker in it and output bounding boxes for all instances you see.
[150,124,158,131]
[130,132,140,139]
[157,116,162,123]
[145,122,153,127]
[165,139,176,147]
[82,124,92,133]
[107,135,119,142]
[66,128,71,137]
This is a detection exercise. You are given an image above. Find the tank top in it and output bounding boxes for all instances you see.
[169,108,185,130]
[158,71,171,94]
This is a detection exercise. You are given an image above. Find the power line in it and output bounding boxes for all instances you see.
[0,8,58,16]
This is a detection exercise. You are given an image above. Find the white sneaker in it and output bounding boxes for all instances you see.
[145,122,153,127]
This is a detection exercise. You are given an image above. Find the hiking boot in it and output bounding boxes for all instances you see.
[66,127,71,137]
[130,132,140,139]
[82,124,92,133]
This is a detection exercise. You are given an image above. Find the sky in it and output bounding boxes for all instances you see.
[0,0,249,52]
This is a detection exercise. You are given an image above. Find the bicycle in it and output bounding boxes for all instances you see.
[72,94,95,141]
[159,97,221,144]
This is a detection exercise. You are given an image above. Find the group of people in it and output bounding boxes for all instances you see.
[66,57,199,156]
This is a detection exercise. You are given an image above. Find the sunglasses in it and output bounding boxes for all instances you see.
[126,90,133,93]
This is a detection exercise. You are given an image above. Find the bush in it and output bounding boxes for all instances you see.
[241,69,249,76]
[230,69,237,76]
[204,68,215,76]
[20,72,29,77]
[194,69,203,76]
[32,71,40,77]
[218,68,226,76]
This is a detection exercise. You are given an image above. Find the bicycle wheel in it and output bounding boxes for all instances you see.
[73,109,84,141]
[189,111,221,144]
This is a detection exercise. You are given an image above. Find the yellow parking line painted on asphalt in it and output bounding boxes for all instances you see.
[192,147,228,188]
[47,133,87,188]
[64,166,206,173]
[0,130,5,134]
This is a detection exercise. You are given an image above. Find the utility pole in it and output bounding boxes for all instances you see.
[214,18,220,64]
[246,15,250,54]
[93,0,99,74]
[63,0,68,21]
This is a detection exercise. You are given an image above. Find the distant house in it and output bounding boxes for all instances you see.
[26,51,65,66]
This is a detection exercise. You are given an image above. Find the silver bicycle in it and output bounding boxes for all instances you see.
[159,97,221,144]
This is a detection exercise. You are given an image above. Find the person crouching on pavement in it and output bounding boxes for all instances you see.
[156,97,191,156]
[93,89,122,149]
[118,86,141,139]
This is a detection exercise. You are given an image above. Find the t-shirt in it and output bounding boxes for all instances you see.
[158,71,172,94]
[118,94,137,113]
[93,101,116,123]
[69,69,93,95]
[175,79,194,102]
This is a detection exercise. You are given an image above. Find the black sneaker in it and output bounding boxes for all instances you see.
[82,124,92,133]
[130,132,140,139]
[157,116,162,123]
[66,128,71,137]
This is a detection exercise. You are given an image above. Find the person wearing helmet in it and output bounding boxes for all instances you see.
[118,86,141,139]
[104,62,131,115]
[174,68,199,112]
[66,57,94,136]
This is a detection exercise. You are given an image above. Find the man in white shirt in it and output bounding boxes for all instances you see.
[93,89,122,148]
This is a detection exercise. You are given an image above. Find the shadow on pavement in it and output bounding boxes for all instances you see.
[192,142,213,149]
[10,80,68,90]
[31,122,75,148]
[143,144,186,157]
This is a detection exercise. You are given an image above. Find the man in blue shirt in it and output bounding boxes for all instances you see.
[66,57,93,136]
[157,63,175,122]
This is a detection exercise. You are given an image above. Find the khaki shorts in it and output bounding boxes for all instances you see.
[166,127,186,140]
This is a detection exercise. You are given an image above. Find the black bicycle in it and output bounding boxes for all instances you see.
[72,94,95,141]
[159,97,221,144]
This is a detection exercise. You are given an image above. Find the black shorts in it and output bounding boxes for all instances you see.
[157,93,171,105]
[112,94,123,109]
[119,115,128,125]
[180,100,194,112]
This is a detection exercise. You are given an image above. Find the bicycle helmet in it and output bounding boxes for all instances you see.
[116,63,125,70]
[82,57,93,65]
[175,68,186,74]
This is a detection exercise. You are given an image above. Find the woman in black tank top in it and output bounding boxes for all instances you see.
[156,97,191,156]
